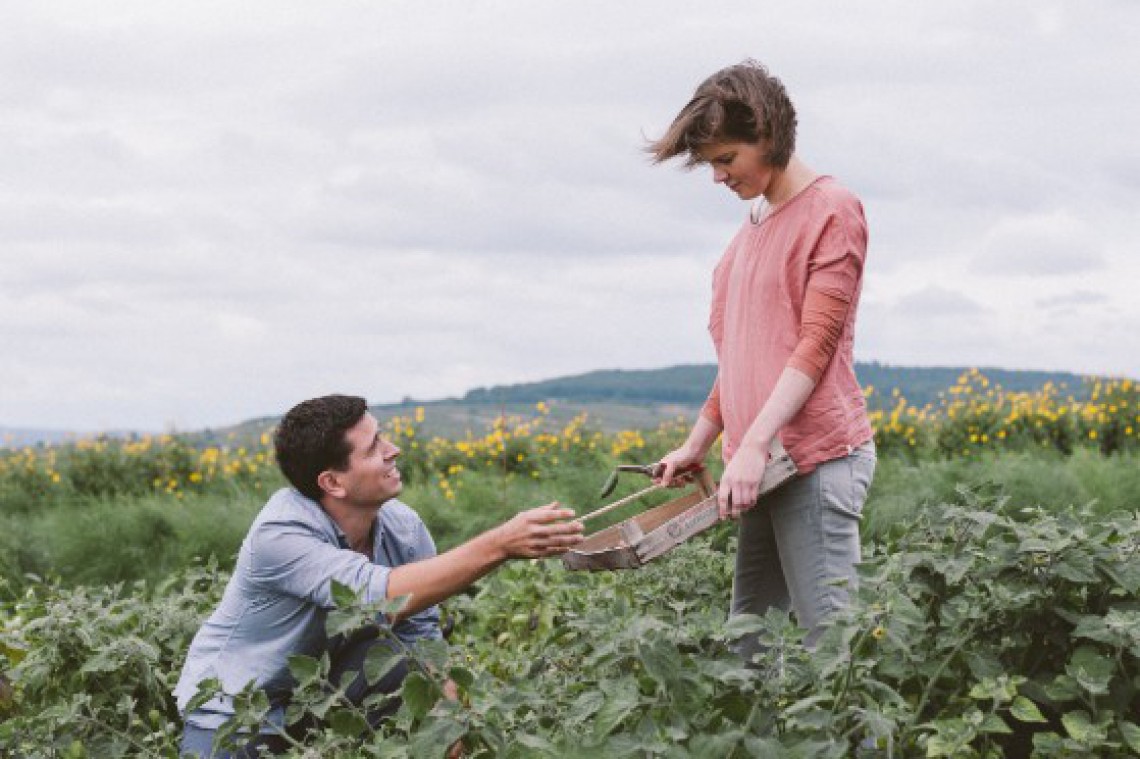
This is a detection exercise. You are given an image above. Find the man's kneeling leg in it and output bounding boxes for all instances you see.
[328,625,410,727]
[180,723,292,759]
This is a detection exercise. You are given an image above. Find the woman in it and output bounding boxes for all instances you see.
[651,60,876,649]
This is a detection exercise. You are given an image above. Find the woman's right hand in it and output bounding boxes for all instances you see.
[655,445,705,487]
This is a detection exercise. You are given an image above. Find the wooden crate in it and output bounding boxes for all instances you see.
[563,440,797,572]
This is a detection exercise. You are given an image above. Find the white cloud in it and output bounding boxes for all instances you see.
[893,286,987,318]
[976,212,1106,276]
[2,0,1139,429]
[1035,290,1108,310]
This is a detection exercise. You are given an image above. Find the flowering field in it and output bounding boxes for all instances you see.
[2,371,1136,514]
[865,370,1137,459]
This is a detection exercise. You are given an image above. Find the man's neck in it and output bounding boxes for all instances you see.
[321,498,382,556]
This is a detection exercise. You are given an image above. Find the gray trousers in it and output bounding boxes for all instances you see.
[732,442,876,654]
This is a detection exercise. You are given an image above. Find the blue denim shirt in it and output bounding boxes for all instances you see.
[174,488,441,729]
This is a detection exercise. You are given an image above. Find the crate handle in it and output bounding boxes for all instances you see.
[576,481,666,524]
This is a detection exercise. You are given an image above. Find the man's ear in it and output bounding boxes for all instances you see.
[316,470,346,500]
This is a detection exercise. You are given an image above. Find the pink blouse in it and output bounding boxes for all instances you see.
[700,176,874,473]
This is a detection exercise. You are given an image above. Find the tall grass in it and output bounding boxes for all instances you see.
[863,448,1140,539]
[1,449,1137,592]
[0,490,264,590]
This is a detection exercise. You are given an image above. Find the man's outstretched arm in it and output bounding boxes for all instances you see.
[387,502,582,618]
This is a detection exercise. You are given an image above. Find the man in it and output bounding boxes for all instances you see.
[175,394,584,757]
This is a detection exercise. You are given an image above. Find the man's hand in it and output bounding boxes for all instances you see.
[440,679,465,757]
[443,678,459,701]
[387,504,583,618]
[492,503,584,559]
[718,440,770,520]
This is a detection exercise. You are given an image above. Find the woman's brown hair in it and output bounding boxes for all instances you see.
[648,59,797,169]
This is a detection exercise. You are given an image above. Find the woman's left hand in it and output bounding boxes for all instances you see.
[717,440,770,519]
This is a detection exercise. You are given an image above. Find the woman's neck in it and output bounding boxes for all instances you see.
[764,156,817,207]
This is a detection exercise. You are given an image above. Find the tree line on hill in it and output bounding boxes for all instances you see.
[459,362,1088,410]
[2,363,1096,449]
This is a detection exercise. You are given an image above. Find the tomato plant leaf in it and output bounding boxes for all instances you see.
[401,673,436,720]
[1009,696,1047,723]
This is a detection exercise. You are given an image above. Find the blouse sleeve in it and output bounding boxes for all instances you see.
[787,288,851,382]
[699,375,724,428]
[804,210,866,303]
[787,209,867,382]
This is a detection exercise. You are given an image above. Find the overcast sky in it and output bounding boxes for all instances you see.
[3,1,1137,431]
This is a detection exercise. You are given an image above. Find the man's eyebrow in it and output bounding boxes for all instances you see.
[367,433,381,453]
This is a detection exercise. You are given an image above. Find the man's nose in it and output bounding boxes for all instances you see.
[385,440,401,458]
[712,167,728,184]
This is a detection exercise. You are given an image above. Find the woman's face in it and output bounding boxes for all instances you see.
[696,141,773,201]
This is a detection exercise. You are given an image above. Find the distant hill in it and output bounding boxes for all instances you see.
[458,362,1089,411]
[462,365,716,406]
[852,362,1088,409]
[3,363,1099,446]
[0,427,80,448]
[0,426,144,450]
[362,361,1091,437]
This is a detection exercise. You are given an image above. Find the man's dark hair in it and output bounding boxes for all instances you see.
[274,394,368,501]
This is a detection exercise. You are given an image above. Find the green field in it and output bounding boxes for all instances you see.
[2,373,1139,756]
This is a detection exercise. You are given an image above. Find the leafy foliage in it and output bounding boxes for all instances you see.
[0,562,227,757]
[2,492,1138,757]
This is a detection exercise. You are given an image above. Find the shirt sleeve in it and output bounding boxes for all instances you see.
[805,211,866,303]
[247,518,391,609]
[786,208,867,382]
[700,375,724,428]
[391,516,443,643]
[787,287,851,382]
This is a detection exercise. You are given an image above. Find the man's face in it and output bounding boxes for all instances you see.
[332,413,403,506]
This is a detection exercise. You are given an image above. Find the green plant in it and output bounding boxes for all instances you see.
[0,562,226,757]
[2,439,1140,756]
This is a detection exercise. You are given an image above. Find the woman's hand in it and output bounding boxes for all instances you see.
[655,444,705,487]
[655,415,721,487]
[491,503,584,559]
[717,440,770,520]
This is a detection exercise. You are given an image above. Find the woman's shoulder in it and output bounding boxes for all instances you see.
[804,176,863,215]
[796,178,867,239]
